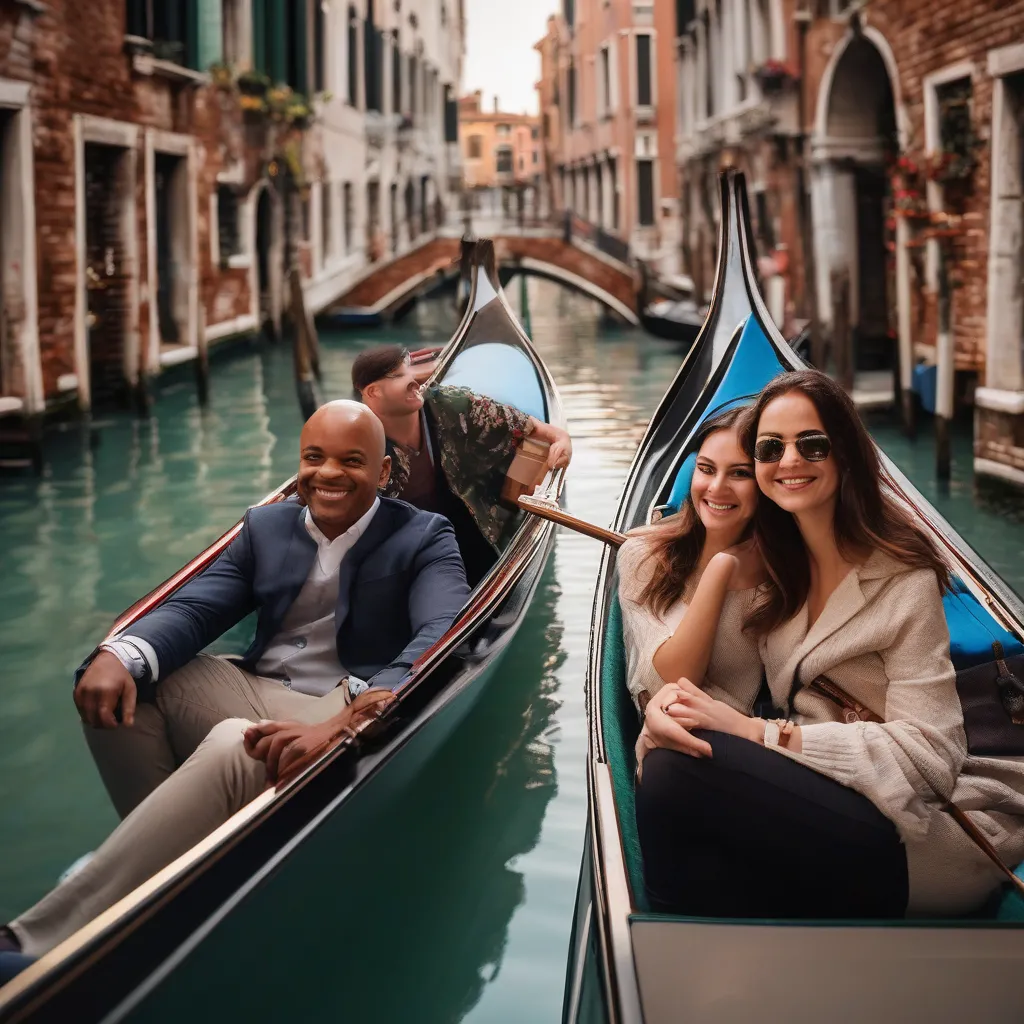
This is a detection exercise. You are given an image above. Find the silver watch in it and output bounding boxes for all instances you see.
[762,719,780,748]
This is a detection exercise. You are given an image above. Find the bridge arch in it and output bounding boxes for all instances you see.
[330,232,639,325]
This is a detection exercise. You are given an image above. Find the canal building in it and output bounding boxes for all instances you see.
[458,90,545,222]
[0,0,463,428]
[535,0,681,273]
[672,0,1024,489]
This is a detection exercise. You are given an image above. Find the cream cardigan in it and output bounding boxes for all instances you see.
[617,536,763,712]
[761,549,1024,916]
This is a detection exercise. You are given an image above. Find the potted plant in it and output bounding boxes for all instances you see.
[753,59,796,95]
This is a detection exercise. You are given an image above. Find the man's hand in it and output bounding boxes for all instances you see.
[74,651,138,729]
[243,719,342,784]
[244,688,396,784]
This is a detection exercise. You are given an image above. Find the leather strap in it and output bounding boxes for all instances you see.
[807,674,1024,899]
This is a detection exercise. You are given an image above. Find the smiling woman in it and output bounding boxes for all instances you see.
[615,407,764,719]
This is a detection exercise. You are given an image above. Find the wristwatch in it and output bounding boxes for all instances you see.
[762,719,780,748]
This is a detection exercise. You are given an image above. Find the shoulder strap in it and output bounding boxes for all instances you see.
[809,674,1024,899]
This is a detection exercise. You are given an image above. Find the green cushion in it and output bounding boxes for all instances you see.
[600,590,649,911]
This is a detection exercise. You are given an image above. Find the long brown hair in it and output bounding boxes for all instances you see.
[738,369,950,635]
[631,407,751,617]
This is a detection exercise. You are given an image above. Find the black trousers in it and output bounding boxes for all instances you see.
[634,731,909,918]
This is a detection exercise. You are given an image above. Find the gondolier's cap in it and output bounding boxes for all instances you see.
[352,345,410,392]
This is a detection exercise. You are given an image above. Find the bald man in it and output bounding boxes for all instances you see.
[2,402,469,961]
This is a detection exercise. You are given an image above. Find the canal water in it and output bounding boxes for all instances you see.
[2,280,1023,1021]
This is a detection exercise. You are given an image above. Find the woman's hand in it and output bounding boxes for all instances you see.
[639,683,715,765]
[711,538,766,591]
[662,677,765,744]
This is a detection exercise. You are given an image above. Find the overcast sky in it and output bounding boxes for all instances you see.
[463,0,557,115]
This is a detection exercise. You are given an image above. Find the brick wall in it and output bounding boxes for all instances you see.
[0,0,257,403]
[806,1,1024,378]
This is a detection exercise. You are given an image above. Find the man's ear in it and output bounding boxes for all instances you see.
[364,381,381,403]
[378,454,392,489]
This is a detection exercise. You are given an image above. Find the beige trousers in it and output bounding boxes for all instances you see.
[12,655,349,958]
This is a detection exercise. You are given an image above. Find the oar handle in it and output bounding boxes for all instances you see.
[517,495,626,548]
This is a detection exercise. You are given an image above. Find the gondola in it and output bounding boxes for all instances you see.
[561,172,1024,1023]
[0,240,565,1023]
[636,262,706,346]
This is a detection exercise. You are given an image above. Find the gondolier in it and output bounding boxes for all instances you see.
[0,401,470,966]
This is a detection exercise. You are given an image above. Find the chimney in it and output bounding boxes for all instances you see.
[494,96,499,113]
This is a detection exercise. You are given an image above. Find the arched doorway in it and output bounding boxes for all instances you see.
[812,32,899,375]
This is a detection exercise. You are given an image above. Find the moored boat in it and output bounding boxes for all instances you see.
[0,240,565,1023]
[562,172,1024,1024]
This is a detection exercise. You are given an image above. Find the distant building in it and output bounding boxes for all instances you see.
[458,91,544,217]
[536,0,680,271]
[0,0,464,420]
[674,0,1024,487]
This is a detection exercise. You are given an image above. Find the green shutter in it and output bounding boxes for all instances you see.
[270,0,286,83]
[294,0,308,93]
[197,0,223,70]
[252,0,267,72]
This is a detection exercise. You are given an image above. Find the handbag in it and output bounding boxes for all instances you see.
[804,673,1024,899]
[954,641,1024,756]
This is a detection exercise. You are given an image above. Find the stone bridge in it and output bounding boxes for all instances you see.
[329,224,639,326]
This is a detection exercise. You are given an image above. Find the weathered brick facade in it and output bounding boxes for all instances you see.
[676,0,1024,483]
[0,0,282,407]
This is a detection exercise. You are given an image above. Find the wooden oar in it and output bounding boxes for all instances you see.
[517,495,626,548]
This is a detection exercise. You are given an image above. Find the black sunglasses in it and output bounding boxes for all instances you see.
[753,433,832,464]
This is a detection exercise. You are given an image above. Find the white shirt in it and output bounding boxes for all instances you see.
[112,499,380,699]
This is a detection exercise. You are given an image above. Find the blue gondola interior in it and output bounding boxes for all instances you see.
[605,312,1024,920]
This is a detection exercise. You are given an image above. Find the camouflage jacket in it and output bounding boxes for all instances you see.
[382,384,533,549]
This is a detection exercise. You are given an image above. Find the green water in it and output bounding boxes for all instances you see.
[1,280,1023,1020]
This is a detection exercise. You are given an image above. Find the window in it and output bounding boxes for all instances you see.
[313,0,326,93]
[531,125,539,140]
[496,148,513,174]
[253,0,307,91]
[675,0,695,35]
[364,0,383,112]
[322,181,334,262]
[409,53,418,120]
[519,155,525,171]
[347,7,359,106]
[533,150,539,165]
[127,0,199,68]
[343,182,353,252]
[496,123,511,137]
[392,32,402,113]
[216,185,241,264]
[468,134,483,159]
[600,46,611,116]
[567,61,577,126]
[636,33,653,107]
[637,158,655,226]
[444,84,458,142]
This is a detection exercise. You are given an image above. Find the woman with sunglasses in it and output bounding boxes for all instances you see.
[618,408,766,766]
[635,369,1016,920]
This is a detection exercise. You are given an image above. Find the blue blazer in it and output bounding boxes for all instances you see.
[102,497,470,696]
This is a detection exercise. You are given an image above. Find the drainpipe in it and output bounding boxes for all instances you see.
[793,5,822,368]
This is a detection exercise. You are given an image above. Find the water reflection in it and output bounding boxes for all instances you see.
[125,566,564,1024]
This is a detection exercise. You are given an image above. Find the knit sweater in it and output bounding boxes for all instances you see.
[760,550,1024,915]
[617,536,763,712]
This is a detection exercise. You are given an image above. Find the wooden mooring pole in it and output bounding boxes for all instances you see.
[289,267,321,422]
[195,304,210,408]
